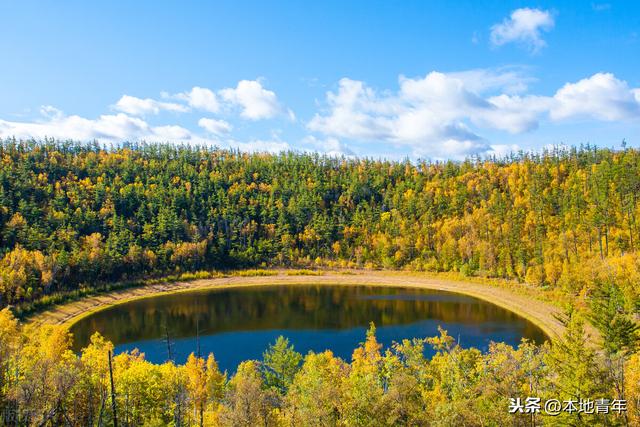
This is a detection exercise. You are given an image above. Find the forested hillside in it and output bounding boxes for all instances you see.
[1,140,640,425]
[1,139,639,314]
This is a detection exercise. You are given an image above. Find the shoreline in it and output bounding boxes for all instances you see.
[28,270,567,341]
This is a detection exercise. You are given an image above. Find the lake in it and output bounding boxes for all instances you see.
[71,284,548,372]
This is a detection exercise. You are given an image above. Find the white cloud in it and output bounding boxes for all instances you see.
[482,94,553,133]
[308,72,536,159]
[446,67,534,94]
[2,72,638,161]
[168,82,289,119]
[411,138,491,161]
[0,113,292,152]
[113,95,189,116]
[198,117,232,135]
[172,87,219,113]
[487,144,521,158]
[39,105,63,120]
[490,8,554,53]
[308,70,640,160]
[551,73,640,121]
[219,80,281,120]
[323,138,354,157]
[226,139,290,153]
[0,110,193,142]
[0,108,288,154]
[302,135,355,157]
[308,78,396,141]
[113,81,289,122]
[151,125,192,140]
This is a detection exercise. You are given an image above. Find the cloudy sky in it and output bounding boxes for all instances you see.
[1,1,639,160]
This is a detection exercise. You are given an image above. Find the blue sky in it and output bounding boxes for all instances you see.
[1,1,638,160]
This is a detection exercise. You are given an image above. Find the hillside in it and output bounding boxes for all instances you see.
[0,140,639,316]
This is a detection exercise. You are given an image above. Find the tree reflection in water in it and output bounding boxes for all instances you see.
[71,285,547,371]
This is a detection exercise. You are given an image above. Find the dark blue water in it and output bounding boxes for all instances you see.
[71,284,547,372]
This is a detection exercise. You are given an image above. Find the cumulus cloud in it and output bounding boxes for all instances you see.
[151,125,193,140]
[198,117,232,135]
[114,95,189,116]
[320,137,355,157]
[412,138,492,161]
[308,72,533,159]
[219,80,282,120]
[0,109,193,142]
[308,79,396,141]
[226,139,290,153]
[110,79,292,128]
[481,94,553,133]
[551,73,640,121]
[302,135,355,157]
[171,87,219,113]
[39,105,64,120]
[490,8,555,52]
[487,144,521,158]
[308,70,640,160]
[0,78,291,151]
[121,81,287,120]
[0,108,296,156]
[446,67,534,94]
[2,72,638,161]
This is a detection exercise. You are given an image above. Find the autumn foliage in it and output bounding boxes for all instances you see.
[0,140,639,425]
[0,140,639,314]
[0,309,637,426]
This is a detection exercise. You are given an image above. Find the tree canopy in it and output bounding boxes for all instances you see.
[1,140,639,317]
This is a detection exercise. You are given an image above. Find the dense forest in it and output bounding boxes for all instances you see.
[0,139,639,425]
[0,139,639,313]
[1,308,639,426]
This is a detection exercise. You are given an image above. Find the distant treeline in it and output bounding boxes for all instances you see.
[0,139,639,313]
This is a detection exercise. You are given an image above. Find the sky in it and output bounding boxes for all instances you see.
[0,1,639,160]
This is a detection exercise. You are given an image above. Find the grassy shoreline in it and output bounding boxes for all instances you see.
[27,269,569,342]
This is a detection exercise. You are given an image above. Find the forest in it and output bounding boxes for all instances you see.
[0,139,639,425]
[1,139,639,312]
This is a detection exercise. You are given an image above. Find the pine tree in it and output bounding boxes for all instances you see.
[545,311,605,426]
[589,280,639,356]
[261,336,302,395]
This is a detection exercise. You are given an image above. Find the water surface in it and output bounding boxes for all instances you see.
[71,284,547,372]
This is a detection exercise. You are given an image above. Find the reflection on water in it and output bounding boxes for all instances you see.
[71,284,547,372]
